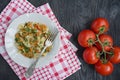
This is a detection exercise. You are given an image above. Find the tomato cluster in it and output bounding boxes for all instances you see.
[78,18,120,76]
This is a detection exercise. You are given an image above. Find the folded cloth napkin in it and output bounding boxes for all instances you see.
[0,0,81,80]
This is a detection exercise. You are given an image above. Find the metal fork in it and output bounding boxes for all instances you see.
[25,29,58,78]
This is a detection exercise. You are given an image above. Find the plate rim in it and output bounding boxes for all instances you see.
[5,13,61,68]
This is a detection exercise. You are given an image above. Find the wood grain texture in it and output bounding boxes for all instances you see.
[0,0,120,80]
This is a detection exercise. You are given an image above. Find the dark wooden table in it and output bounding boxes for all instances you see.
[1,0,120,80]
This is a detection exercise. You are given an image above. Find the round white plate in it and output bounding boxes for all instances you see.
[5,13,60,68]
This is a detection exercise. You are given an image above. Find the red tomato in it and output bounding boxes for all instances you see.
[91,18,109,34]
[95,60,113,76]
[78,29,96,47]
[83,46,99,64]
[96,34,113,51]
[110,46,120,64]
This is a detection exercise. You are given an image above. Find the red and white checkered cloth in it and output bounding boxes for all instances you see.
[0,0,81,80]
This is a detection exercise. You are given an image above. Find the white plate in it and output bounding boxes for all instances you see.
[5,13,60,68]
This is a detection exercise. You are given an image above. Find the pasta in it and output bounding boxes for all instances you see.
[15,22,52,58]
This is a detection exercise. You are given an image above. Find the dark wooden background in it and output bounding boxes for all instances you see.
[0,0,120,80]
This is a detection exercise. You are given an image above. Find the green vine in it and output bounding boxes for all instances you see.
[95,34,113,64]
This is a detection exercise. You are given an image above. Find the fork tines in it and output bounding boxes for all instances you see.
[49,28,58,42]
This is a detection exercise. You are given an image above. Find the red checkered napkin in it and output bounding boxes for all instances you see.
[0,0,81,80]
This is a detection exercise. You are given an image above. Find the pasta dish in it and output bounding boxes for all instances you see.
[15,22,52,58]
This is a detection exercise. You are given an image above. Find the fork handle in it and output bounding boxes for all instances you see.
[25,59,38,78]
[25,46,47,78]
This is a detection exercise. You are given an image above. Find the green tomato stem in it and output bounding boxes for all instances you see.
[96,34,105,52]
[104,52,107,63]
[96,34,107,63]
[99,26,105,34]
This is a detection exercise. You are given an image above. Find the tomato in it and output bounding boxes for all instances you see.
[110,46,120,64]
[78,29,96,47]
[91,18,109,34]
[96,34,113,51]
[83,46,99,64]
[95,60,113,76]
